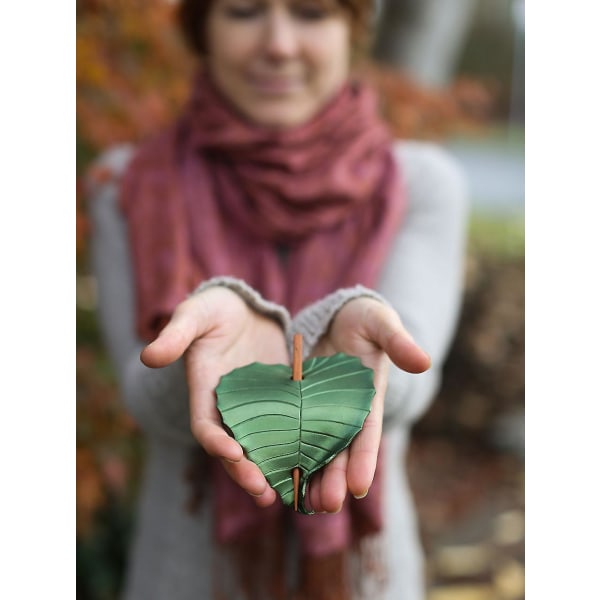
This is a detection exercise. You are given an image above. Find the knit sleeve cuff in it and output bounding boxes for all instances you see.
[290,285,389,359]
[191,276,292,335]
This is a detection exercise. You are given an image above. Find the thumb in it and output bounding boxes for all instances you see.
[366,304,431,374]
[140,299,211,368]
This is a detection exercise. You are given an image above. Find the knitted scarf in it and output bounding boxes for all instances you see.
[120,70,407,599]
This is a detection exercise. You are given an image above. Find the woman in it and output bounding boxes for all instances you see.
[87,0,469,598]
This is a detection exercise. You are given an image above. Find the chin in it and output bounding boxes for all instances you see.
[246,106,316,130]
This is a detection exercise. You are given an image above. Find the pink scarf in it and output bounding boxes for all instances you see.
[120,69,407,593]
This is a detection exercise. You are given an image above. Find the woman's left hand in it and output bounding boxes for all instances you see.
[305,297,431,513]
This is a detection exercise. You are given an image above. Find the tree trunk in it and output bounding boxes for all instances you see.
[373,0,479,88]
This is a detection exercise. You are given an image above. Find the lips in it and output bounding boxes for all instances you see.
[248,74,303,95]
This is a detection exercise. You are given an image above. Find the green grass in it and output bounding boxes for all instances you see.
[447,124,525,153]
[468,212,524,259]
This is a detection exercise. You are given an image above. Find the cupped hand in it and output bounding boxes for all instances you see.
[305,297,431,513]
[140,286,289,508]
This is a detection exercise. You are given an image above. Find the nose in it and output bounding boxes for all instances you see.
[261,9,300,60]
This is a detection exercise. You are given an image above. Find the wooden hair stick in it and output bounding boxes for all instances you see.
[292,333,303,511]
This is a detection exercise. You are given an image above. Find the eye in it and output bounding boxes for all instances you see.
[292,1,332,21]
[223,1,264,19]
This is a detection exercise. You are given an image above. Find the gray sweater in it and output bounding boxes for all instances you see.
[87,140,469,600]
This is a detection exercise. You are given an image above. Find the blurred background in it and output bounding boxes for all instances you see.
[76,1,525,598]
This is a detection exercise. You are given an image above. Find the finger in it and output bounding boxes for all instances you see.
[187,354,243,450]
[191,418,244,463]
[141,298,212,368]
[221,456,276,505]
[366,304,431,374]
[307,470,323,513]
[318,450,349,513]
[253,487,278,508]
[346,388,384,498]
[385,330,431,373]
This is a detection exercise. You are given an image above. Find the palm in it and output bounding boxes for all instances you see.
[307,298,430,513]
[315,300,392,376]
[141,286,288,507]
[183,289,288,395]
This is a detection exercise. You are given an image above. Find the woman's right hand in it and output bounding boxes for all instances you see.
[140,286,289,508]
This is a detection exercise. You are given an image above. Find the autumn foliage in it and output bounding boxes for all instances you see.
[77,0,194,149]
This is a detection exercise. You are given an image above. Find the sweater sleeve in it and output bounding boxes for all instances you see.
[291,141,470,429]
[381,141,469,426]
[86,146,292,445]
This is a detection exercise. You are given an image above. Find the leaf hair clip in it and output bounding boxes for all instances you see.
[216,334,376,514]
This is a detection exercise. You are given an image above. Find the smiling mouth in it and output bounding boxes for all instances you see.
[249,75,302,96]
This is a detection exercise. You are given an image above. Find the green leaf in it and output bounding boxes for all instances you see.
[216,353,375,514]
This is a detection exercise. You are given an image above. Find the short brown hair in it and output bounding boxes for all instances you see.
[178,0,374,57]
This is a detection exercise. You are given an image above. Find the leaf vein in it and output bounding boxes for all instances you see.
[229,413,298,429]
[301,369,370,391]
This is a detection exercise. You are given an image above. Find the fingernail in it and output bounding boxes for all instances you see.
[353,490,369,499]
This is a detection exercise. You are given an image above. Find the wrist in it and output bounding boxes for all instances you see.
[291,286,389,358]
[191,276,292,335]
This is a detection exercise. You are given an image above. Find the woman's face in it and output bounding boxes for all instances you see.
[205,0,352,129]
